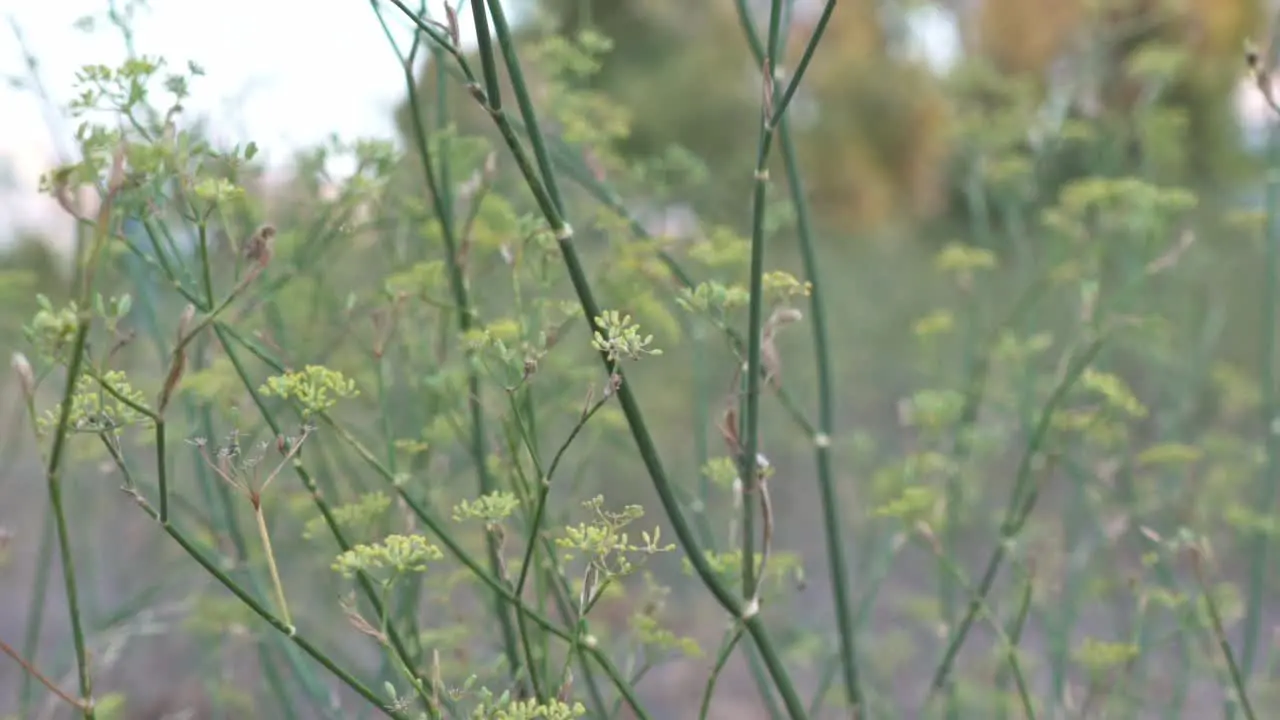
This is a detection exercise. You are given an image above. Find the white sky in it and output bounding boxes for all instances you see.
[0,0,478,245]
[14,2,1264,249]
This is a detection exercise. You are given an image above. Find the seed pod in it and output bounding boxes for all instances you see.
[10,352,34,402]
[244,224,277,267]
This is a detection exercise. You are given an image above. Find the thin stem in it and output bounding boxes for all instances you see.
[921,534,1036,720]
[19,503,56,718]
[995,565,1037,719]
[45,329,96,720]
[197,219,215,306]
[768,0,835,129]
[514,386,611,597]
[0,638,89,713]
[699,625,746,720]
[501,391,611,716]
[214,328,437,717]
[397,27,524,683]
[379,2,813,715]
[738,0,786,607]
[1242,63,1280,679]
[40,151,127,716]
[122,489,409,718]
[253,501,293,628]
[928,335,1106,698]
[469,0,503,110]
[777,111,861,708]
[330,418,653,718]
[482,0,566,213]
[155,421,169,523]
[1192,551,1258,720]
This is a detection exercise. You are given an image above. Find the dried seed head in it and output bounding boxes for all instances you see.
[245,225,277,266]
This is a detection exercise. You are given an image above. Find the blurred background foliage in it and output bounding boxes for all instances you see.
[8,0,1280,716]
[401,0,1265,233]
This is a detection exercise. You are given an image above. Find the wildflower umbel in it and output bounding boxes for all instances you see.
[332,534,444,580]
[590,311,662,363]
[259,365,359,417]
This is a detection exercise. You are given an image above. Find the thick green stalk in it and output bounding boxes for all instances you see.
[699,626,746,720]
[1241,100,1280,680]
[926,538,1036,719]
[777,113,860,710]
[44,322,96,720]
[481,0,565,213]
[40,170,125,717]
[487,18,810,720]
[739,101,774,601]
[372,2,814,715]
[734,0,859,709]
[469,0,503,110]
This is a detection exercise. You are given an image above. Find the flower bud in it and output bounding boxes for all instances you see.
[178,303,196,339]
[10,352,34,402]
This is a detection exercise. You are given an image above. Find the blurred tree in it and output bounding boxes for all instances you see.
[392,0,956,231]
[392,0,1263,243]
[541,0,954,229]
[977,0,1260,182]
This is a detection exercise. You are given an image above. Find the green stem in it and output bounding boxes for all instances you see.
[768,0,835,128]
[731,1,853,712]
[377,2,813,714]
[502,392,611,715]
[124,490,408,718]
[699,625,747,720]
[397,26,524,685]
[1192,552,1257,720]
[482,0,566,213]
[1242,104,1280,681]
[252,502,292,628]
[777,111,860,710]
[198,219,215,306]
[738,0,790,608]
[469,0,503,110]
[928,335,1106,698]
[44,324,97,719]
